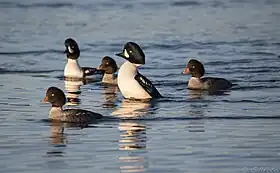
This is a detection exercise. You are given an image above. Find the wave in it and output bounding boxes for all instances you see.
[233,85,280,90]
[0,2,76,9]
[0,68,60,74]
[171,1,201,7]
[243,51,277,56]
[0,49,62,56]
[143,39,279,51]
[0,48,90,56]
[205,59,253,66]
[38,115,280,125]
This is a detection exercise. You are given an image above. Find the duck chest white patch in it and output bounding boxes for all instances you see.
[68,46,74,53]
[124,49,129,58]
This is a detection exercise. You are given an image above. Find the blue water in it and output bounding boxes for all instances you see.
[0,0,280,172]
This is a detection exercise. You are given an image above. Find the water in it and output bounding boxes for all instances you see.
[0,0,280,172]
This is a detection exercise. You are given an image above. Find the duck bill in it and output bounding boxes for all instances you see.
[41,96,49,103]
[183,67,190,74]
[97,64,105,70]
[115,52,126,59]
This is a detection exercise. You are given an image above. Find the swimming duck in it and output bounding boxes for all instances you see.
[98,56,118,85]
[42,86,103,123]
[63,38,104,80]
[115,42,162,100]
[183,59,233,90]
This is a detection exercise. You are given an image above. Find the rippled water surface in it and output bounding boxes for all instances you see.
[1,0,280,172]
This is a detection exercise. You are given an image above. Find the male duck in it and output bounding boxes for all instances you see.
[115,42,162,100]
[63,38,104,80]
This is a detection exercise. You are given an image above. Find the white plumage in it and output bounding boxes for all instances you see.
[118,61,151,99]
[64,59,83,78]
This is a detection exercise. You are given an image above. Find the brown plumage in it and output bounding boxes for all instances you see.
[183,59,233,91]
[42,87,103,123]
[98,56,118,85]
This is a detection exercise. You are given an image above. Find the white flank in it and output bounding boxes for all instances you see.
[118,61,151,99]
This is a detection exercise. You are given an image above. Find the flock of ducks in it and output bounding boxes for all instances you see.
[42,38,233,124]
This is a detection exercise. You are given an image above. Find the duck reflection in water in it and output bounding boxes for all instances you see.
[188,88,230,100]
[64,80,83,106]
[112,99,152,173]
[101,84,119,109]
[44,122,68,169]
[187,90,208,133]
[49,122,66,146]
[188,89,204,100]
[46,121,66,161]
[47,121,93,159]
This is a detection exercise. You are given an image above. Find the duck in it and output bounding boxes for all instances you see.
[115,42,162,100]
[63,38,104,80]
[42,86,103,123]
[183,59,233,91]
[97,56,118,85]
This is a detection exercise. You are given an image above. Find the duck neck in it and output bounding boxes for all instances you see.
[188,77,204,89]
[102,73,117,84]
[49,107,63,120]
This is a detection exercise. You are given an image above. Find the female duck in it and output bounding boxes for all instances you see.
[42,87,103,123]
[98,56,118,85]
[183,59,233,91]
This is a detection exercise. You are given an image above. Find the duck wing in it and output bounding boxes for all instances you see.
[62,109,103,123]
[81,67,105,77]
[134,71,163,98]
[201,77,233,90]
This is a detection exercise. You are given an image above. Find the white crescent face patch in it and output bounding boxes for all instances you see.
[124,49,129,58]
[68,46,74,53]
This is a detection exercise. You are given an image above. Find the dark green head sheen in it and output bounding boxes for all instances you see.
[64,38,80,59]
[115,42,145,65]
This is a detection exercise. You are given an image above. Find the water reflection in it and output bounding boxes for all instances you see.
[118,122,147,150]
[188,89,204,99]
[101,84,118,108]
[188,89,230,99]
[113,100,151,173]
[49,122,66,146]
[46,122,66,159]
[188,90,207,132]
[45,122,67,169]
[64,80,83,106]
[112,99,151,118]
